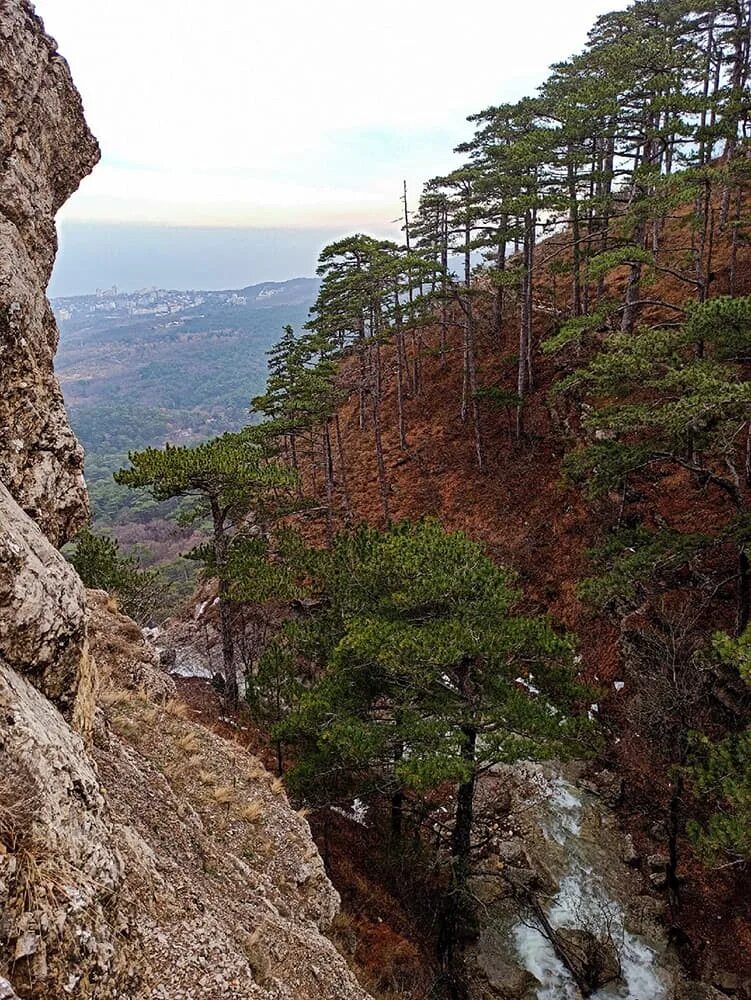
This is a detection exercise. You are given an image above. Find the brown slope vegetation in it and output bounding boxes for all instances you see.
[292,203,751,988]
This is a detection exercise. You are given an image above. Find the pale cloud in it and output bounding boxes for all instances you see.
[35,0,617,228]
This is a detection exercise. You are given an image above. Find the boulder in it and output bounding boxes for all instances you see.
[471,927,541,999]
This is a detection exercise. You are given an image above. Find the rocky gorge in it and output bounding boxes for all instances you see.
[2,3,750,999]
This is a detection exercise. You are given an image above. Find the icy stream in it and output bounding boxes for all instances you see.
[508,769,669,999]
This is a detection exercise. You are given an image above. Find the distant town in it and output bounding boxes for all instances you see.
[51,279,317,324]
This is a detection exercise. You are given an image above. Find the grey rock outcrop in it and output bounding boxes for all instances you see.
[0,485,94,726]
[0,661,134,996]
[0,0,99,545]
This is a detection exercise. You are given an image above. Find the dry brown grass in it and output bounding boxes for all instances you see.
[98,684,135,710]
[141,704,161,726]
[246,762,266,782]
[176,732,201,755]
[165,697,189,719]
[0,762,92,932]
[0,760,38,854]
[270,777,285,797]
[212,785,238,807]
[239,800,265,825]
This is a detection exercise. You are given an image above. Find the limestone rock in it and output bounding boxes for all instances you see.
[677,984,736,1000]
[86,589,176,703]
[647,853,669,890]
[0,661,135,998]
[555,926,621,994]
[0,978,20,1000]
[88,598,372,1000]
[0,587,373,999]
[0,485,92,726]
[471,927,540,999]
[0,0,99,544]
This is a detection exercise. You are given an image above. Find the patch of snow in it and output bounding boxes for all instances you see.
[169,656,213,680]
[516,675,541,695]
[332,797,369,827]
[218,717,248,731]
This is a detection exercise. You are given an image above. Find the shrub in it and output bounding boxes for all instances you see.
[67,528,168,625]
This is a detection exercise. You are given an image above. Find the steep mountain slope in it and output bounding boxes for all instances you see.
[295,218,751,987]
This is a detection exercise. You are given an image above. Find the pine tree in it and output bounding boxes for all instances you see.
[554,294,751,628]
[276,519,593,994]
[115,429,296,704]
[304,234,434,521]
[68,528,168,626]
[688,627,751,863]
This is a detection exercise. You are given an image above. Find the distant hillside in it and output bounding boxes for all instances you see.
[53,277,319,555]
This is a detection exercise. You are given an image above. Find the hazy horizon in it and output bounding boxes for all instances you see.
[49,222,372,298]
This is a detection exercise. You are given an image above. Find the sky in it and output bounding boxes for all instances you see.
[36,0,618,295]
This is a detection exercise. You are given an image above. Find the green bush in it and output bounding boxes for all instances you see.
[68,529,169,625]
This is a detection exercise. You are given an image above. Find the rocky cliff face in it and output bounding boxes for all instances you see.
[0,0,98,545]
[0,485,94,728]
[0,5,371,997]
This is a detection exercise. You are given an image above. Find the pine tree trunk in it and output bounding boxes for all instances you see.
[394,286,408,449]
[516,271,528,442]
[437,722,477,1000]
[461,317,469,424]
[516,209,535,438]
[493,217,508,338]
[567,152,582,316]
[334,414,352,520]
[730,185,743,295]
[698,15,715,166]
[597,135,615,303]
[440,202,449,365]
[322,420,335,545]
[391,732,405,846]
[667,772,683,921]
[308,430,319,495]
[526,207,536,390]
[736,545,750,636]
[465,301,483,469]
[211,499,238,707]
[620,224,645,335]
[358,344,367,430]
[720,3,750,226]
[371,381,390,525]
[451,728,477,870]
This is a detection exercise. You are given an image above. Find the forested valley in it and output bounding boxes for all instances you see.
[73,1,751,996]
